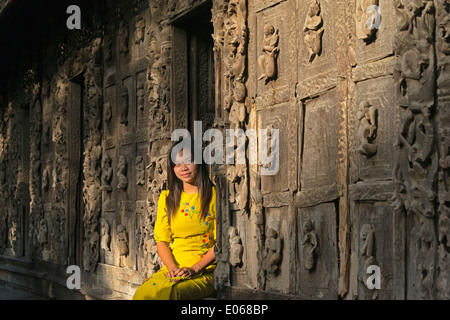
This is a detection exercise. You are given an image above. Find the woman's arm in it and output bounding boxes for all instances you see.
[156,242,179,278]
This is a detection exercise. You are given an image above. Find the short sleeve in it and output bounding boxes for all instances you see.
[154,190,173,243]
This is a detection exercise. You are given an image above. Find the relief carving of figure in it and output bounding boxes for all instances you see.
[360,223,378,298]
[303,0,324,62]
[257,24,279,81]
[228,226,243,267]
[104,101,112,124]
[37,218,48,245]
[117,155,128,191]
[262,228,282,274]
[137,82,145,111]
[356,100,378,157]
[228,81,246,129]
[301,216,318,271]
[136,156,145,186]
[42,165,50,192]
[100,154,113,192]
[135,17,146,44]
[103,35,112,62]
[119,21,129,55]
[120,87,129,125]
[101,218,111,252]
[117,224,129,267]
[356,0,380,41]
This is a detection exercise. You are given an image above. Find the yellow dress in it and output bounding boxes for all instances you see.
[132,187,216,300]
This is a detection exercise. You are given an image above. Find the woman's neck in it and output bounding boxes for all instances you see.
[183,183,198,194]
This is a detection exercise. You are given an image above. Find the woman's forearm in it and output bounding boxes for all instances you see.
[191,245,216,273]
[156,242,177,271]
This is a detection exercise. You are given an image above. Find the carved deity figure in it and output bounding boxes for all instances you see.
[120,88,129,125]
[356,100,378,157]
[119,21,129,55]
[228,81,246,129]
[360,225,377,276]
[117,224,129,267]
[137,82,145,111]
[100,218,111,252]
[42,165,50,192]
[136,156,145,186]
[356,0,380,41]
[100,154,113,192]
[37,218,48,245]
[228,226,243,267]
[104,101,112,124]
[135,18,146,44]
[301,216,318,271]
[103,35,112,62]
[303,0,324,62]
[262,228,282,274]
[117,155,128,190]
[258,24,279,81]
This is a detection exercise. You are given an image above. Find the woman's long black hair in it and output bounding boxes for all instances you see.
[165,137,213,223]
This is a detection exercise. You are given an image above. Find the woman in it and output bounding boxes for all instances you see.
[133,138,216,300]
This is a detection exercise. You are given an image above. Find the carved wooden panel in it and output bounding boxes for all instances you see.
[297,202,338,298]
[258,103,294,194]
[354,76,399,181]
[351,201,401,299]
[301,89,337,190]
[355,0,395,65]
[297,0,338,100]
[254,0,295,107]
[264,206,295,294]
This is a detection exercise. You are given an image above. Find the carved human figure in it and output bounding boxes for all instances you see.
[303,0,324,62]
[360,224,378,291]
[137,82,145,111]
[101,218,111,252]
[119,21,129,54]
[37,218,48,245]
[301,216,318,271]
[104,101,112,124]
[356,100,378,157]
[356,0,380,41]
[100,154,113,192]
[229,82,246,129]
[120,87,129,125]
[117,224,129,267]
[135,18,146,44]
[228,226,243,267]
[257,24,279,81]
[136,156,145,186]
[117,155,128,190]
[103,35,112,61]
[263,228,282,274]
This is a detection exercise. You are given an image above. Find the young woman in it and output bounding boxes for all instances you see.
[133,138,216,300]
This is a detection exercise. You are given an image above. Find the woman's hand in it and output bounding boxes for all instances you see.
[167,266,200,279]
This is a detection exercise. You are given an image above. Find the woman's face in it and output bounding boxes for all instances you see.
[173,149,199,185]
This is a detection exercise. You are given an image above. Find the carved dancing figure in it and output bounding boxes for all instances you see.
[263,228,282,274]
[101,154,113,192]
[117,155,128,190]
[356,100,378,157]
[301,216,318,271]
[258,24,279,81]
[303,0,324,62]
[101,218,111,252]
